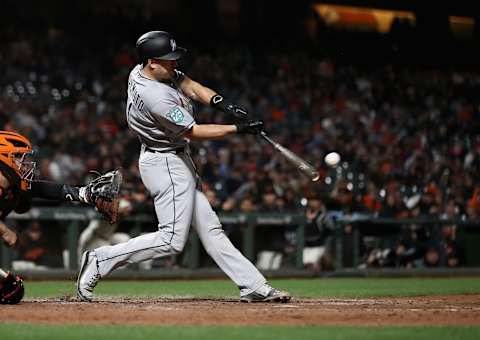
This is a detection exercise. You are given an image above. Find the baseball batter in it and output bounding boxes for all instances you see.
[77,31,291,303]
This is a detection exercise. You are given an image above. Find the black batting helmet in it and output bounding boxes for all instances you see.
[136,31,187,61]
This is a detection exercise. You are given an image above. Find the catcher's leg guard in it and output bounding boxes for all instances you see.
[0,269,25,305]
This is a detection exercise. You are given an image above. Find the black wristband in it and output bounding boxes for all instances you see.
[210,94,249,121]
[210,94,229,112]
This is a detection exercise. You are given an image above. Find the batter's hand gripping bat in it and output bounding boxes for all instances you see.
[260,131,320,182]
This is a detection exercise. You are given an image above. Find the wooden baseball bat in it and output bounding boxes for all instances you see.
[260,131,320,182]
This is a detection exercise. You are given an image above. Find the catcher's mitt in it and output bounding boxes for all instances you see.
[0,272,24,305]
[85,169,122,224]
[95,197,119,224]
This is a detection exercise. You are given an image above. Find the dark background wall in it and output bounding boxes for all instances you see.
[2,0,478,63]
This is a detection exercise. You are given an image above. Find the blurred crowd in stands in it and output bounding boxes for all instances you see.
[1,27,479,270]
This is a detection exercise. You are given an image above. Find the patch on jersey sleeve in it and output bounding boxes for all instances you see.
[168,106,185,123]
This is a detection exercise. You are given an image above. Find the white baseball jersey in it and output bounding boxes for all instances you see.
[126,65,195,151]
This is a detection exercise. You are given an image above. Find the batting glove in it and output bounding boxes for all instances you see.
[236,120,264,134]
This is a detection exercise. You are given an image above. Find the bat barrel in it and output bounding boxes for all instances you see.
[260,131,320,182]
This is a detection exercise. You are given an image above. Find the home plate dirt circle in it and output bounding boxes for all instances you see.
[2,295,480,326]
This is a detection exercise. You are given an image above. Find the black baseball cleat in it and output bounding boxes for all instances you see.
[240,284,291,303]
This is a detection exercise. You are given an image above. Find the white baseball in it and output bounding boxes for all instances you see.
[324,152,340,166]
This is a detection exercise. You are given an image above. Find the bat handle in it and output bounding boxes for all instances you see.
[259,131,275,146]
[0,268,9,278]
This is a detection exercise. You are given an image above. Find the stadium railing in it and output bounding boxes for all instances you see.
[2,207,306,270]
[334,215,480,269]
[2,207,480,271]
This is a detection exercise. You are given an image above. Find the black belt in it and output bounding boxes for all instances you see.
[145,146,185,154]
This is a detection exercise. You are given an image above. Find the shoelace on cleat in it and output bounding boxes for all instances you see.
[87,273,101,289]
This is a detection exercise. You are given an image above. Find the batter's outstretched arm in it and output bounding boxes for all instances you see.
[179,75,216,105]
[179,75,249,120]
[185,121,264,140]
[185,124,236,140]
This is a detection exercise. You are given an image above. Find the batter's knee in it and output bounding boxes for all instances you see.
[150,230,188,255]
[170,236,187,254]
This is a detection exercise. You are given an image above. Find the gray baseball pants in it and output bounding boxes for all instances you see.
[94,149,266,294]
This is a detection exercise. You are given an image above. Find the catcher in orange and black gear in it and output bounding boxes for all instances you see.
[0,268,24,305]
[0,130,123,249]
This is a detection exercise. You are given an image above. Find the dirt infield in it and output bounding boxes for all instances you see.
[2,295,480,326]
